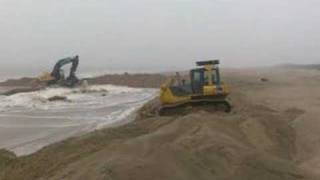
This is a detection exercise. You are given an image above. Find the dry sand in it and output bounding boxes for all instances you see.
[0,68,320,180]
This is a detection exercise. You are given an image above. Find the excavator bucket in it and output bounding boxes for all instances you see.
[38,72,55,82]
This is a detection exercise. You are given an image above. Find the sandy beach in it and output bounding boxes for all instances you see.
[1,67,320,180]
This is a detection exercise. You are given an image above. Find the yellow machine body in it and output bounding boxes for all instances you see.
[159,60,231,113]
[160,83,191,105]
[160,83,230,105]
[203,84,230,96]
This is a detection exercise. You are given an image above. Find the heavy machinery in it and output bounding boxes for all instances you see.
[37,56,80,87]
[159,60,231,115]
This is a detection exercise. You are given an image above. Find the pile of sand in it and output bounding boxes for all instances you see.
[0,99,309,180]
[0,68,319,180]
[0,150,15,171]
[0,77,35,87]
[0,73,167,89]
[86,73,167,88]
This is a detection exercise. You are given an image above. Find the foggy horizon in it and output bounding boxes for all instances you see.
[1,0,320,77]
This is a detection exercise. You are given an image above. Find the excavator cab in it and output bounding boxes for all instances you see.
[159,60,231,115]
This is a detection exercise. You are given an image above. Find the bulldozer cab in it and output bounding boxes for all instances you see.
[190,60,221,94]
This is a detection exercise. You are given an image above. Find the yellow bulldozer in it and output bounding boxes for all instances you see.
[159,60,231,115]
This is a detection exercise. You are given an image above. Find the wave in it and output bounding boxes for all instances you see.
[0,85,157,155]
[0,85,152,111]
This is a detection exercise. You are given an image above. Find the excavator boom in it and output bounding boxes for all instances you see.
[51,56,79,80]
[35,55,81,87]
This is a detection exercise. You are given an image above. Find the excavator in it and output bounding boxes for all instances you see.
[159,60,231,115]
[37,56,80,87]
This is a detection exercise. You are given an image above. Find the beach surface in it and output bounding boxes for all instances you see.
[1,68,320,180]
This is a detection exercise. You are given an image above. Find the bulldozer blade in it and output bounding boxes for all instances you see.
[159,100,232,116]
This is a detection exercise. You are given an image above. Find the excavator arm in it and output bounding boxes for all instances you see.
[51,56,79,80]
[49,55,80,87]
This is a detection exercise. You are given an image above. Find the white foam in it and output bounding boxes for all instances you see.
[0,85,157,155]
[0,85,149,111]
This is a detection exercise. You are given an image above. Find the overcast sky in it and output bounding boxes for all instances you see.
[0,0,320,77]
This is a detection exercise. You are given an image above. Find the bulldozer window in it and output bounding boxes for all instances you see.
[204,70,213,85]
[191,70,205,94]
[212,74,216,84]
[202,70,217,85]
[193,71,202,82]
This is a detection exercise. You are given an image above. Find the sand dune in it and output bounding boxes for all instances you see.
[0,68,320,180]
